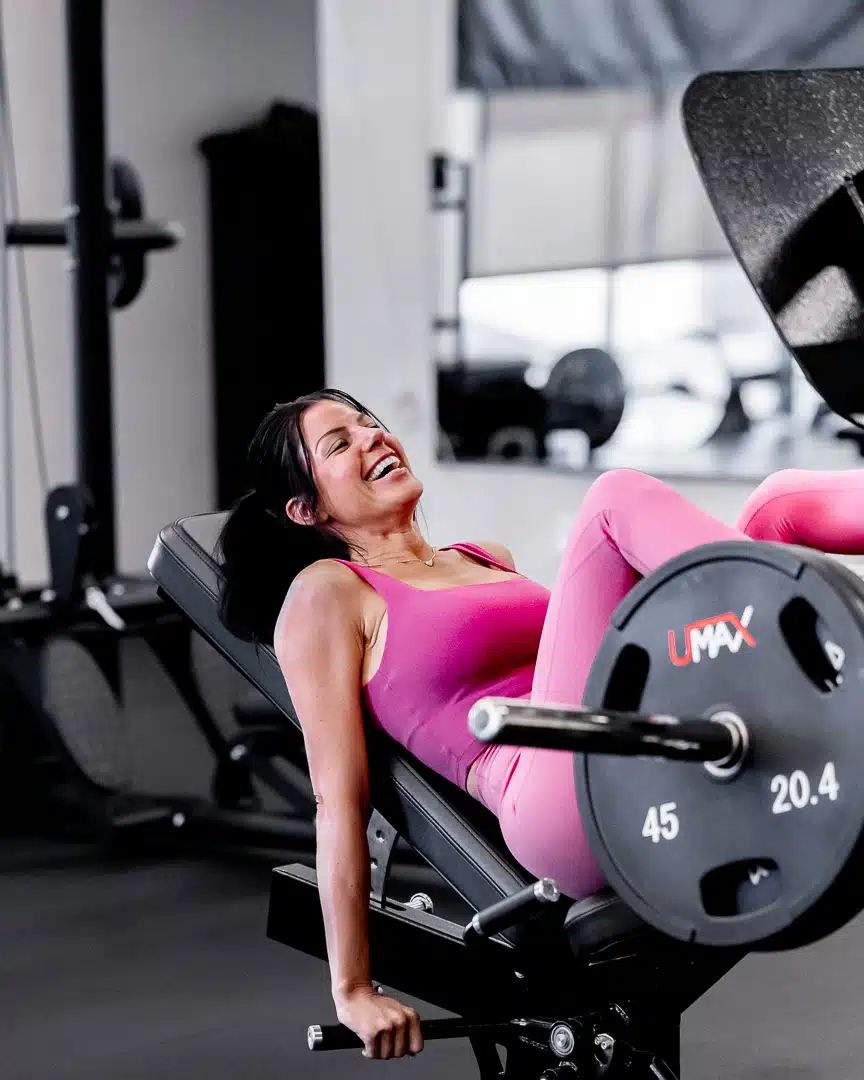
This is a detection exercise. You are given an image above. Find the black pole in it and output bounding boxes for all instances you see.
[468,699,739,763]
[65,0,115,578]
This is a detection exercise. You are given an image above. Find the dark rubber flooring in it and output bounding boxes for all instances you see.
[2,834,863,1080]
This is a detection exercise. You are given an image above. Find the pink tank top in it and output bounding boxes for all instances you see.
[335,544,550,789]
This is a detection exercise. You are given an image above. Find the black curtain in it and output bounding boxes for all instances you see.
[200,102,326,509]
[459,0,864,90]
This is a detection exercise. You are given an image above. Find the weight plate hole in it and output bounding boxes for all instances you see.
[602,644,650,712]
[778,598,844,693]
[700,859,781,917]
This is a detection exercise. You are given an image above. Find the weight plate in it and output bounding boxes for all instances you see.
[576,540,864,949]
[109,158,146,309]
[544,348,626,450]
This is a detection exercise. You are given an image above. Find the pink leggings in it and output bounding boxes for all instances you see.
[471,467,864,899]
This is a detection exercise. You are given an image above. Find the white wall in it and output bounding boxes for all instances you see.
[318,0,756,590]
[1,0,317,584]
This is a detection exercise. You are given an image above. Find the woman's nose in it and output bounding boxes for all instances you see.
[360,426,384,449]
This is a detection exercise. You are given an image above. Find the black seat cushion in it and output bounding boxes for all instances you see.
[564,888,654,956]
[148,513,649,955]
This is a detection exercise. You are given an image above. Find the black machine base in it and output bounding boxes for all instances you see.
[268,862,742,1080]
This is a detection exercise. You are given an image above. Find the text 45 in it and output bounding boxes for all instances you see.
[642,802,680,843]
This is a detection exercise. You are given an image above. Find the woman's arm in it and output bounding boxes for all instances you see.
[275,563,423,1060]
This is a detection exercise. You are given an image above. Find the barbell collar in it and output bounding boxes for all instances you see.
[468,697,741,764]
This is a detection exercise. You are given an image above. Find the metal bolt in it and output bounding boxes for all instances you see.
[171,812,187,828]
[550,1023,576,1058]
[55,504,70,521]
[405,892,433,913]
[229,745,248,761]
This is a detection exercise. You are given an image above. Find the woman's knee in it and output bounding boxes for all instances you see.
[748,469,810,503]
[580,468,659,514]
[737,469,810,536]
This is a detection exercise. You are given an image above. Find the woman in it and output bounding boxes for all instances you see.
[219,388,864,1061]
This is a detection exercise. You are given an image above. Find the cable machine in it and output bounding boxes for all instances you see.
[0,0,317,851]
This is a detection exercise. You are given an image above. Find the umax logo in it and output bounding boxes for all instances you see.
[668,606,755,667]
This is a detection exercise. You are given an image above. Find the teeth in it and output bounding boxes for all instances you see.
[368,454,400,481]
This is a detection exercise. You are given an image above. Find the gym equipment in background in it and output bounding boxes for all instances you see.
[0,0,318,854]
[543,347,626,450]
[1,2,180,591]
[432,152,628,466]
[5,156,175,312]
[0,602,317,849]
[437,349,627,466]
[437,362,548,463]
[200,102,325,510]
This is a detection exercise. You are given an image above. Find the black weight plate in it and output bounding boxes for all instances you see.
[576,540,864,949]
[545,348,626,449]
[111,158,145,221]
[109,158,146,309]
[763,552,864,950]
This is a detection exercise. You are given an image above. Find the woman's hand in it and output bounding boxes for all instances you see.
[334,984,424,1059]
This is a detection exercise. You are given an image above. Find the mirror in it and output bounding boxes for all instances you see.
[435,76,864,479]
[438,257,845,479]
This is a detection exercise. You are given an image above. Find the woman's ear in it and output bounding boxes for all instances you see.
[286,497,332,527]
[285,496,316,527]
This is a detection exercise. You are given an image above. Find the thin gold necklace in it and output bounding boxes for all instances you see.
[366,547,437,569]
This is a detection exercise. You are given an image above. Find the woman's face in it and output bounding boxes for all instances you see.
[292,400,422,529]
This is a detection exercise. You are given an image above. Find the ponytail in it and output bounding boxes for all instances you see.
[217,489,350,644]
[215,388,387,643]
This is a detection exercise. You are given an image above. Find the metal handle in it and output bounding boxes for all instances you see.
[308,1017,511,1051]
[469,697,741,764]
[465,878,560,940]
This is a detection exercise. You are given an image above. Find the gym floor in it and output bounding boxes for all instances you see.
[2,835,863,1080]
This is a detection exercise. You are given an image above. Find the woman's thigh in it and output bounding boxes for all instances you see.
[497,745,606,900]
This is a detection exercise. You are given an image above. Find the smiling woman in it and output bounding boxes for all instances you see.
[216,385,864,1060]
[216,388,422,643]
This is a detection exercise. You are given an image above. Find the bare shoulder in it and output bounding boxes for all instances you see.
[274,559,365,646]
[291,558,361,595]
[470,540,517,571]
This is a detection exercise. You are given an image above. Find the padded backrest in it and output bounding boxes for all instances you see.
[148,514,534,914]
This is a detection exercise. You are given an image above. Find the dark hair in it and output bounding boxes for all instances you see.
[217,388,390,643]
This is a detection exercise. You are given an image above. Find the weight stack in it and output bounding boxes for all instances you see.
[200,101,326,509]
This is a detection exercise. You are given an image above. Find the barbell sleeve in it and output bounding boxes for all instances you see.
[6,219,183,251]
[468,698,741,764]
[308,1017,513,1051]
